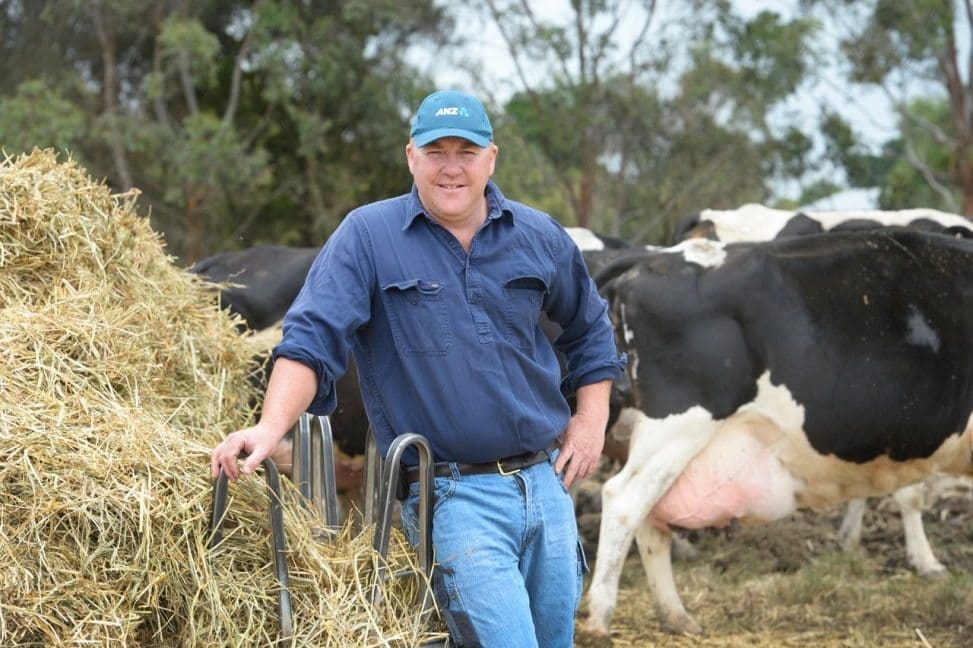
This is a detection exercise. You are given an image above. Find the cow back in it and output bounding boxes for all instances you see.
[606,229,973,464]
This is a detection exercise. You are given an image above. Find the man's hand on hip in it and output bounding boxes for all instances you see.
[554,410,606,488]
[554,380,612,488]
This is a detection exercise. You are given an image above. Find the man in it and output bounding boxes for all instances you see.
[210,89,626,647]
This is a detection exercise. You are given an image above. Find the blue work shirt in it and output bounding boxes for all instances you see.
[274,181,626,466]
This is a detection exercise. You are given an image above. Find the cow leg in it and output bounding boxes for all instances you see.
[583,407,717,636]
[603,405,639,463]
[892,483,946,576]
[837,497,866,551]
[836,487,944,576]
[634,520,702,635]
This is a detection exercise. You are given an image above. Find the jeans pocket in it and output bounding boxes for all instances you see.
[575,540,589,612]
[435,564,480,647]
[401,477,455,546]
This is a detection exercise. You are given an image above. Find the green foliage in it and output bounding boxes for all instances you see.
[0,80,87,158]
[780,127,815,177]
[164,112,272,208]
[874,98,959,209]
[481,2,819,243]
[842,0,952,84]
[798,179,843,206]
[157,17,222,91]
[803,0,973,214]
[0,0,447,262]
[504,91,582,175]
[726,11,820,124]
[7,0,963,255]
[491,120,574,224]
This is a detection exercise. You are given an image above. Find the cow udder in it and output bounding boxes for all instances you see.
[649,429,799,530]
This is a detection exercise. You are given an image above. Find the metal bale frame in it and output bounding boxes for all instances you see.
[209,457,294,644]
[291,412,340,533]
[207,422,448,646]
[366,431,449,646]
[206,414,338,643]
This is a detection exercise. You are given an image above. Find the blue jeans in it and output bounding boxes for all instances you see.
[399,453,586,648]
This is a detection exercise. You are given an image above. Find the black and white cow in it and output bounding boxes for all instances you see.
[582,229,973,636]
[667,205,973,573]
[190,245,320,331]
[674,203,973,243]
[566,227,632,251]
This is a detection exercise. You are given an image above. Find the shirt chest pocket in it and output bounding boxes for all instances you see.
[382,279,453,356]
[504,275,548,350]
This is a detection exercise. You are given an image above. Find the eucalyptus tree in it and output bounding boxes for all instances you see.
[464,0,819,244]
[0,0,451,262]
[804,0,973,216]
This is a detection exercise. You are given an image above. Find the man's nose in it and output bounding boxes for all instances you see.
[441,154,464,170]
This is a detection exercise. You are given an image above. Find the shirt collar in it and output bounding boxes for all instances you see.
[404,180,514,230]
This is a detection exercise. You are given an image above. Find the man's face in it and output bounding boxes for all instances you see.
[406,137,498,225]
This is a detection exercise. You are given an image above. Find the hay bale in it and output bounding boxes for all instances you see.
[0,150,442,646]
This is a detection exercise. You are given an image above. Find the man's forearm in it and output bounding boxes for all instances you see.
[259,357,319,440]
[573,379,612,425]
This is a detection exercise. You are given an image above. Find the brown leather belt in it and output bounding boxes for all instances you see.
[404,447,553,484]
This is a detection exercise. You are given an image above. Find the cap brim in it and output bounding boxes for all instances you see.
[413,128,491,148]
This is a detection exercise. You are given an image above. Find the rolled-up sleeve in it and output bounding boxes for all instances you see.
[545,229,627,396]
[272,214,374,415]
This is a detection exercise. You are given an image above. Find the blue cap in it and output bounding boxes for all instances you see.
[410,90,493,147]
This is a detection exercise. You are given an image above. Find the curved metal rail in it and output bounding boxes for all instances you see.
[292,412,340,532]
[370,433,435,618]
[206,429,448,645]
[209,458,293,643]
[363,428,383,526]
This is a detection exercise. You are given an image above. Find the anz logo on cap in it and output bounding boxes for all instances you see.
[434,107,470,117]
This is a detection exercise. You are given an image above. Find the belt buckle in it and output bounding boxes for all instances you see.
[496,459,521,476]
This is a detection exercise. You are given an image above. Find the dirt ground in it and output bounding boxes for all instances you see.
[572,472,973,647]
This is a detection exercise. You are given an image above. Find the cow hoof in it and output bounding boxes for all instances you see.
[575,624,613,647]
[660,611,703,636]
[916,563,948,579]
[579,616,611,638]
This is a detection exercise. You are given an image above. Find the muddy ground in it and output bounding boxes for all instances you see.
[572,469,973,647]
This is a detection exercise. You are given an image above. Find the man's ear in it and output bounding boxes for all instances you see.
[405,141,416,174]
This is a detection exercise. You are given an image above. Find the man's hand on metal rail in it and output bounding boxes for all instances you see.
[211,423,284,481]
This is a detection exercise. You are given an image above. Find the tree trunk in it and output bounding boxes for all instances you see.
[184,188,205,264]
[579,138,594,229]
[91,1,134,190]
